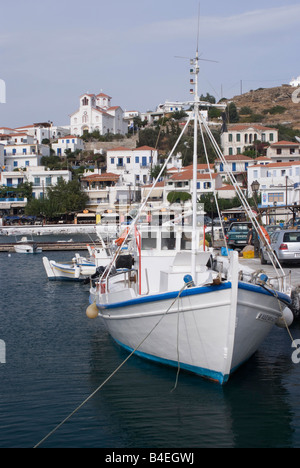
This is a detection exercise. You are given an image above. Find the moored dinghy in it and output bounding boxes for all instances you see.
[14,236,42,254]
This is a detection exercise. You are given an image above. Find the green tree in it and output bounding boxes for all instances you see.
[25,179,88,219]
[228,102,239,123]
[200,93,216,104]
[149,164,166,180]
[167,191,191,204]
[17,181,33,200]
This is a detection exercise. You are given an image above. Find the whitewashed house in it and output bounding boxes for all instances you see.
[70,92,127,136]
[248,161,300,207]
[0,127,17,135]
[52,135,84,157]
[221,124,278,156]
[0,167,72,200]
[215,154,254,183]
[107,146,158,186]
[0,144,4,168]
[80,171,142,211]
[290,77,300,87]
[164,168,222,203]
[3,141,50,171]
[14,123,70,142]
[266,140,300,163]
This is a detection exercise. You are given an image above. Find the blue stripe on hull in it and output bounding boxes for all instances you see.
[97,281,291,310]
[114,338,229,385]
[49,276,83,282]
[99,282,232,310]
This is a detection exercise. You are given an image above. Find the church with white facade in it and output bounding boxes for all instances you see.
[70,92,128,136]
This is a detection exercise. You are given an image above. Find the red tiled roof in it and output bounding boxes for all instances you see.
[227,124,275,131]
[183,163,214,170]
[222,154,253,161]
[257,161,300,169]
[82,172,120,182]
[97,93,112,99]
[254,156,271,161]
[107,146,132,152]
[58,135,81,140]
[170,170,217,181]
[270,140,299,147]
[218,185,235,191]
[133,146,156,151]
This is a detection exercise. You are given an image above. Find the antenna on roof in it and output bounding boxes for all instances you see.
[174,4,218,65]
[196,2,200,54]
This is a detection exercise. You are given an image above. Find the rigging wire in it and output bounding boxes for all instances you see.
[199,113,286,278]
[197,111,229,253]
[34,284,188,448]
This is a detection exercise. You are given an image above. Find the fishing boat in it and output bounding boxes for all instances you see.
[43,255,99,281]
[42,236,112,281]
[86,51,294,385]
[14,237,42,254]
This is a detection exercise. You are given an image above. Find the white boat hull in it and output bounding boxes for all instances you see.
[94,281,288,384]
[14,245,42,254]
[42,256,102,281]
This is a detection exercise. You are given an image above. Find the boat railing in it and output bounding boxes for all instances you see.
[100,268,139,295]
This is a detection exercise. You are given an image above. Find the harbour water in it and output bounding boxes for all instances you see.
[1,234,300,448]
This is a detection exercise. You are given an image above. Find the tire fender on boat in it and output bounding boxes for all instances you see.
[86,302,99,319]
[275,307,294,328]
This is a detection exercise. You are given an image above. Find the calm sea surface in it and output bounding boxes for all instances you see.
[0,234,300,448]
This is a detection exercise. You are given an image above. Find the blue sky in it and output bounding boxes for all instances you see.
[0,0,299,128]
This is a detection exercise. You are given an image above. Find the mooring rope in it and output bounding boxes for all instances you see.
[34,284,188,448]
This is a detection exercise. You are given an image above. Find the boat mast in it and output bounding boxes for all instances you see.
[191,51,200,280]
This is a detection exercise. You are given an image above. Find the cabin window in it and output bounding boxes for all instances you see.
[161,232,176,250]
[180,232,192,250]
[141,232,157,250]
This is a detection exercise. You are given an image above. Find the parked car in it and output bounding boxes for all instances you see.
[260,230,300,264]
[286,217,300,229]
[265,224,283,235]
[226,222,252,249]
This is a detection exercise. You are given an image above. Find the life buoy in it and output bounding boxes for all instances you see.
[115,227,130,246]
[260,226,271,244]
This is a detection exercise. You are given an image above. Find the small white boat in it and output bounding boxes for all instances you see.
[14,237,42,254]
[42,236,113,281]
[43,256,98,281]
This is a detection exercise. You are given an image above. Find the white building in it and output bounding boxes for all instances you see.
[0,167,72,200]
[52,135,84,157]
[123,110,141,130]
[0,144,4,168]
[80,171,142,211]
[221,124,278,156]
[70,92,127,136]
[0,132,35,145]
[14,123,70,143]
[106,145,158,186]
[266,140,300,163]
[0,127,17,135]
[248,161,300,207]
[164,168,222,203]
[3,141,50,171]
[215,154,254,182]
[290,76,300,87]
